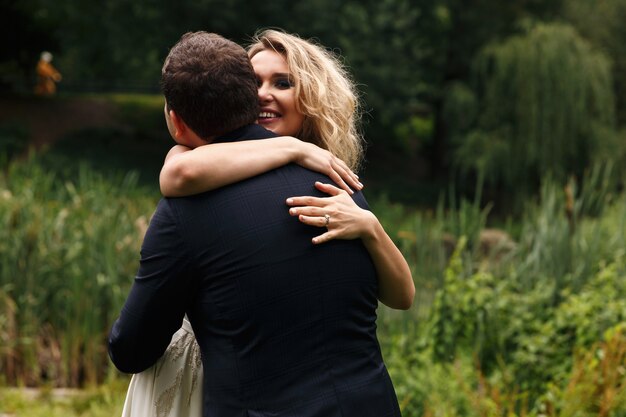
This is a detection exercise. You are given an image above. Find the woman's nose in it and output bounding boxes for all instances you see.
[258,83,272,102]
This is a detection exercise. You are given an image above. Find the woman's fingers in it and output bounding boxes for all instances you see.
[312,231,334,244]
[296,215,337,244]
[287,180,371,245]
[332,160,362,192]
[327,169,353,195]
[286,195,326,207]
[286,181,362,246]
[286,182,351,219]
[297,141,362,193]
[314,181,344,196]
[334,159,362,190]
[297,214,329,227]
[289,207,326,218]
[285,183,343,208]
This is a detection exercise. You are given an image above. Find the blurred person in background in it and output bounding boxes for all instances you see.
[34,51,62,95]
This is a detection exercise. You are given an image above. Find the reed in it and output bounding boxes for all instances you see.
[0,155,157,386]
[514,178,626,296]
[372,185,490,323]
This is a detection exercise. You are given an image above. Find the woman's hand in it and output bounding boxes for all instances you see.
[292,141,362,195]
[286,181,375,244]
[286,181,415,310]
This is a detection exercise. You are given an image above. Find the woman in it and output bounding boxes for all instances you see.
[122,29,414,417]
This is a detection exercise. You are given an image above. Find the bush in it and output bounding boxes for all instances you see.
[428,237,626,403]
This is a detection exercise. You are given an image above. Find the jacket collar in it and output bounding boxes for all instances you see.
[213,124,277,144]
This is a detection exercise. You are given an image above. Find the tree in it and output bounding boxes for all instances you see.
[451,22,617,204]
[563,0,626,126]
[430,0,563,177]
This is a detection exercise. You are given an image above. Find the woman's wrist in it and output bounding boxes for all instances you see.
[360,211,382,244]
[285,136,307,164]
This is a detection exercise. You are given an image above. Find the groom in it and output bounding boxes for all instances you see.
[108,32,401,416]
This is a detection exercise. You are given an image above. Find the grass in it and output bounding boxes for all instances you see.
[0,379,128,417]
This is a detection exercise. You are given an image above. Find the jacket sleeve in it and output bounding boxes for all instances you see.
[108,199,195,373]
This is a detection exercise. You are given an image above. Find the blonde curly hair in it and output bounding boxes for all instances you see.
[248,29,364,171]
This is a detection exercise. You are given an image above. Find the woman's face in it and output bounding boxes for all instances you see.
[251,49,305,137]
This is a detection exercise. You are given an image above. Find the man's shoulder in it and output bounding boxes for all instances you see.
[150,196,208,227]
[148,198,177,224]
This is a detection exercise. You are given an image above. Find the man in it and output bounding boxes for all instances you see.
[109,32,401,417]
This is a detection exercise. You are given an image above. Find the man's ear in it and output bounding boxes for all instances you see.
[168,109,187,140]
[166,107,210,148]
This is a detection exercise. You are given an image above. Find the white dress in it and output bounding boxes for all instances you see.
[121,318,203,417]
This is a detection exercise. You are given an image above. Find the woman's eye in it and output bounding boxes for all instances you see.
[275,78,294,89]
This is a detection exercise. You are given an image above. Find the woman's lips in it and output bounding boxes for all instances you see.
[259,111,279,118]
[257,111,280,124]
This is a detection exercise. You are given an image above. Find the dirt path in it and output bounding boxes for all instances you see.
[0,96,121,150]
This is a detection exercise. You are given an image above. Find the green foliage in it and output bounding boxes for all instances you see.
[0,155,158,386]
[371,186,490,320]
[5,0,595,196]
[86,93,165,129]
[564,0,626,126]
[27,94,172,187]
[394,115,434,154]
[572,161,618,217]
[442,81,478,136]
[515,179,626,294]
[563,0,626,181]
[0,123,29,163]
[453,22,617,204]
[0,148,625,417]
[427,181,626,403]
[429,257,626,406]
[335,0,440,136]
[0,381,127,417]
[540,324,626,417]
[383,333,479,416]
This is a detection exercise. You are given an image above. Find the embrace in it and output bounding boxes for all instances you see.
[108,29,415,417]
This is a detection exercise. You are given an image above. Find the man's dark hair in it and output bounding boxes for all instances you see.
[161,32,259,139]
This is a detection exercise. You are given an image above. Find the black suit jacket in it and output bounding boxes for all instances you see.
[109,124,401,417]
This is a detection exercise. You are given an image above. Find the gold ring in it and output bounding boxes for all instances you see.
[324,214,330,227]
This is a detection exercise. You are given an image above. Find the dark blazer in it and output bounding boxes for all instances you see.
[109,124,401,417]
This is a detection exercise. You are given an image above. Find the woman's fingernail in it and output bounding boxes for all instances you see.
[286,198,293,204]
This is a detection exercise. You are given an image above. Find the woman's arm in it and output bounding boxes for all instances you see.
[160,137,362,197]
[286,182,415,310]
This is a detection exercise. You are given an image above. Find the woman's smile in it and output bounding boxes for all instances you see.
[251,50,305,137]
